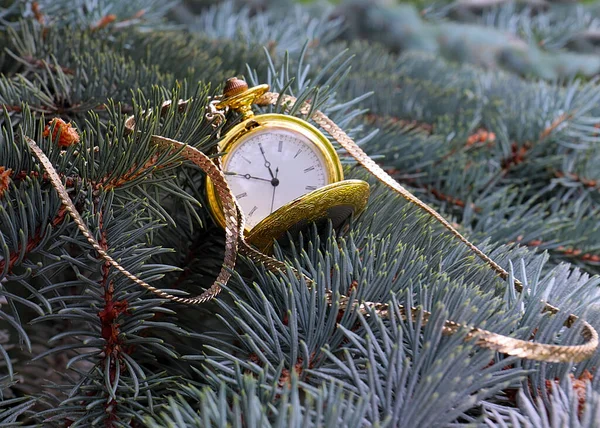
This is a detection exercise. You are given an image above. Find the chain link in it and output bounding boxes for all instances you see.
[205,98,227,139]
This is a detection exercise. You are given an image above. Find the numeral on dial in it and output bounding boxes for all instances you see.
[305,185,317,190]
[236,192,247,199]
[248,206,258,216]
[278,141,283,152]
[304,166,315,173]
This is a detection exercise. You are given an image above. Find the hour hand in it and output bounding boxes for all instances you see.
[224,171,272,183]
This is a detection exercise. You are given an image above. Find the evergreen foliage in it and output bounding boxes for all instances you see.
[1,0,600,426]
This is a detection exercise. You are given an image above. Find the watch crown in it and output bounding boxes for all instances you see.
[218,78,269,120]
[223,78,249,98]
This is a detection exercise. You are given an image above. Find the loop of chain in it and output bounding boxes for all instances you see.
[205,98,227,138]
[26,122,238,304]
[253,92,597,362]
[24,94,599,363]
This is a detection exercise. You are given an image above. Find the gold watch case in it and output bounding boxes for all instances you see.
[206,113,345,229]
[246,180,370,252]
[205,83,370,251]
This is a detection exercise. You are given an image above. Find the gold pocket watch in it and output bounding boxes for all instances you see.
[206,78,370,252]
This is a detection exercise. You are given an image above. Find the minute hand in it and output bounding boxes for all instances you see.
[258,143,276,179]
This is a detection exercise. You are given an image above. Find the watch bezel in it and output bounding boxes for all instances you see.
[205,113,344,232]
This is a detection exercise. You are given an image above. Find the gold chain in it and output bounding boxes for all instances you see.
[24,95,598,363]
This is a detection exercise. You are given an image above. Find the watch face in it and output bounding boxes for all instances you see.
[222,126,329,228]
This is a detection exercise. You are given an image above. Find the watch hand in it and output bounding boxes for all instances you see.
[270,167,279,214]
[271,167,279,187]
[224,171,272,183]
[258,143,276,179]
[270,182,276,214]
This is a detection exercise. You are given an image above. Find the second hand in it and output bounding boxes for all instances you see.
[270,167,279,213]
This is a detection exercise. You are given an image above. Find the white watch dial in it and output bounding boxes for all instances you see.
[222,127,329,228]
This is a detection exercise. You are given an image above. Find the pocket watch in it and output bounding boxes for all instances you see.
[205,78,370,251]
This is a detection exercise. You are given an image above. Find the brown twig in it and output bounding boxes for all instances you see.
[385,170,481,213]
[554,170,599,190]
[21,56,75,76]
[0,105,22,113]
[517,237,600,264]
[0,103,133,116]
[364,113,434,134]
[539,113,572,141]
[501,142,531,170]
[0,206,68,274]
[99,153,161,191]
[482,113,571,190]
[96,209,130,427]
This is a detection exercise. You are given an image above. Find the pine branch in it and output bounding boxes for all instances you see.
[3,0,600,425]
